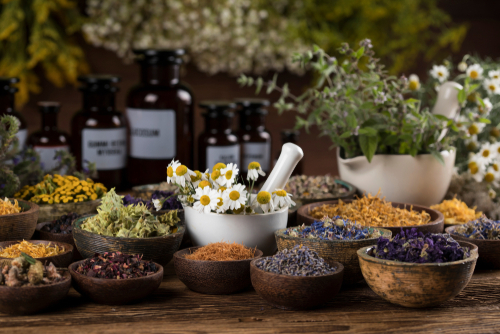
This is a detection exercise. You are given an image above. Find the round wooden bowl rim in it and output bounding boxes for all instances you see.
[0,240,74,261]
[297,199,444,230]
[445,225,500,243]
[357,241,479,267]
[250,257,344,279]
[183,205,288,216]
[274,226,392,244]
[0,270,71,291]
[292,179,356,202]
[1,199,39,218]
[174,246,263,264]
[69,260,164,282]
[36,221,74,235]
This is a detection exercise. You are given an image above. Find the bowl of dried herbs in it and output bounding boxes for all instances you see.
[0,239,74,268]
[0,198,39,242]
[357,228,478,308]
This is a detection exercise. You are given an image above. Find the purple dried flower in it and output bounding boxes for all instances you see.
[122,191,181,211]
[453,216,500,240]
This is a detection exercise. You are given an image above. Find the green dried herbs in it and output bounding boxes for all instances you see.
[80,188,180,238]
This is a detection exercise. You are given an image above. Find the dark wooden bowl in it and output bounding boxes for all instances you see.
[357,240,478,308]
[297,200,444,234]
[37,199,100,223]
[69,260,163,305]
[36,222,82,261]
[132,183,179,199]
[250,258,344,310]
[0,240,73,268]
[0,271,71,315]
[275,227,391,285]
[72,215,185,266]
[446,225,500,269]
[0,199,39,241]
[174,246,263,295]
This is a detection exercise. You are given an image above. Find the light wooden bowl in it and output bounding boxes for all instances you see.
[0,199,39,241]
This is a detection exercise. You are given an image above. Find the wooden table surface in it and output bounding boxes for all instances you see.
[2,265,500,333]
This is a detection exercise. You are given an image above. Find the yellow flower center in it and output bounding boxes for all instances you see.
[167,166,174,178]
[494,75,499,79]
[257,191,271,204]
[469,165,479,175]
[274,189,287,197]
[438,71,443,77]
[187,196,195,203]
[470,70,478,79]
[467,94,477,102]
[482,149,490,158]
[198,181,211,189]
[217,197,224,206]
[491,128,500,138]
[229,190,240,201]
[176,165,188,176]
[489,85,496,92]
[225,170,233,180]
[494,164,499,172]
[466,142,477,151]
[233,205,244,214]
[211,170,221,180]
[409,81,419,90]
[200,195,211,206]
[248,161,261,170]
[468,124,479,135]
[219,186,227,192]
[484,173,495,183]
[190,170,202,182]
[213,163,227,171]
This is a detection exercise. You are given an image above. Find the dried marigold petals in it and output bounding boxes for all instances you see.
[0,198,20,215]
[185,242,256,261]
[0,240,65,258]
[430,198,481,225]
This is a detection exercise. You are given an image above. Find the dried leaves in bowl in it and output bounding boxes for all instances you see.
[452,216,500,240]
[75,252,159,279]
[285,175,347,200]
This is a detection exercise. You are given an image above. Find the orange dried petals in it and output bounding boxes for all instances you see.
[0,240,65,258]
[430,198,481,225]
[0,198,20,216]
[185,242,255,261]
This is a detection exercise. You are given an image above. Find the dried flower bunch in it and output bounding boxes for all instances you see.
[165,160,294,215]
[185,242,256,261]
[123,191,182,211]
[0,240,65,259]
[453,216,500,240]
[430,198,481,226]
[285,175,347,200]
[373,229,470,263]
[0,253,65,287]
[75,252,159,279]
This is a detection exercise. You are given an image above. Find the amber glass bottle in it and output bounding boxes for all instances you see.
[198,101,240,171]
[126,49,194,186]
[0,77,27,151]
[28,102,70,171]
[71,75,127,189]
[278,130,303,176]
[236,98,272,176]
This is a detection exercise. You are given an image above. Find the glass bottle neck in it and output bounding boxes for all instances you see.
[82,92,116,112]
[41,113,58,131]
[240,113,265,131]
[0,94,14,114]
[141,63,180,86]
[206,117,233,133]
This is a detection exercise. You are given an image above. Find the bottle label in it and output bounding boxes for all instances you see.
[126,108,176,159]
[16,129,27,151]
[34,145,69,171]
[82,128,127,170]
[242,142,271,171]
[206,145,240,171]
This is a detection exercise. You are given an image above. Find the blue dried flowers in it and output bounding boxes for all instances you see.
[373,228,470,263]
[453,216,500,240]
[256,245,337,276]
[123,190,182,211]
[284,216,380,241]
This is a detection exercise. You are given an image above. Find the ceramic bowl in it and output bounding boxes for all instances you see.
[174,246,263,294]
[297,200,444,235]
[69,260,163,305]
[357,240,478,308]
[446,225,500,269]
[37,199,100,223]
[0,271,71,315]
[275,227,391,285]
[183,206,288,255]
[0,199,39,241]
[36,221,82,260]
[250,258,344,310]
[0,240,74,267]
[72,215,184,266]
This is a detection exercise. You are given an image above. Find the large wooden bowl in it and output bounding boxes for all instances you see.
[0,199,39,241]
[357,240,478,308]
[275,227,391,285]
[0,271,71,315]
[174,246,263,294]
[69,260,163,305]
[72,216,185,266]
[36,222,82,261]
[250,258,344,310]
[446,225,500,269]
[0,240,74,268]
[37,199,100,223]
[297,200,444,234]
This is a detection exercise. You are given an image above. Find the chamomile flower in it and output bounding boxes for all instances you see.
[489,70,500,80]
[430,65,449,83]
[255,191,274,213]
[247,161,266,181]
[219,163,239,187]
[458,62,468,72]
[466,64,483,80]
[408,74,420,90]
[193,187,218,214]
[468,157,485,182]
[468,121,486,136]
[214,189,227,214]
[174,165,196,187]
[477,97,493,116]
[456,115,469,133]
[189,170,203,187]
[166,159,181,184]
[223,184,247,211]
[483,78,500,95]
[272,189,295,209]
[201,169,210,181]
[198,180,211,189]
[464,135,479,151]
[212,162,227,171]
[210,169,222,184]
[477,143,495,167]
[491,142,500,156]
[483,167,500,187]
[153,199,163,211]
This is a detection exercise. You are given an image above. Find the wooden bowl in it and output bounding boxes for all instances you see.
[297,200,444,234]
[132,183,179,199]
[72,215,185,266]
[69,260,163,305]
[174,246,263,294]
[0,240,73,267]
[0,199,39,241]
[446,225,500,269]
[37,199,100,223]
[35,222,82,261]
[357,240,478,308]
[0,271,71,315]
[250,258,344,310]
[275,227,391,285]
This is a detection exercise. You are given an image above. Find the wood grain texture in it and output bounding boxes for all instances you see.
[0,199,39,242]
[0,240,73,268]
[37,199,100,223]
[357,241,478,308]
[36,222,82,261]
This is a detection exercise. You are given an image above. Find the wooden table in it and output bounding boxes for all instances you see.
[2,265,499,333]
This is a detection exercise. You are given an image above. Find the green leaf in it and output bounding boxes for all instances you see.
[433,114,450,121]
[340,131,351,139]
[358,127,377,136]
[359,135,378,162]
[479,118,491,124]
[346,114,357,128]
[431,150,445,165]
[355,46,365,59]
[457,88,466,104]
[255,77,263,94]
[21,252,36,265]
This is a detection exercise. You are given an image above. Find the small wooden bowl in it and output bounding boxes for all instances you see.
[446,225,500,269]
[0,271,71,315]
[0,240,73,267]
[297,200,444,234]
[36,222,82,260]
[0,199,39,241]
[37,199,100,223]
[69,260,163,305]
[174,246,263,294]
[72,216,185,266]
[250,258,344,310]
[132,183,179,199]
[357,240,478,308]
[275,227,391,285]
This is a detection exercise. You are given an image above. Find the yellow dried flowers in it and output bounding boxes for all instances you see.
[14,174,107,205]
[430,198,482,225]
[0,198,21,215]
[0,240,65,258]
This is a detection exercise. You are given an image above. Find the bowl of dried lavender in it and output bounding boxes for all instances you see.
[275,217,391,285]
[446,216,500,269]
[250,245,344,310]
[357,228,478,308]
[69,252,163,305]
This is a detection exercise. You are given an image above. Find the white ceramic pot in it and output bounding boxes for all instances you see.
[337,148,456,206]
[183,206,288,255]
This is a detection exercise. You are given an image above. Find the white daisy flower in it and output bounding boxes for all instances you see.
[272,189,296,209]
[489,70,500,80]
[212,162,227,171]
[166,159,181,184]
[408,74,420,90]
[254,191,274,213]
[456,115,469,133]
[219,163,239,187]
[152,199,163,211]
[214,189,227,214]
[464,135,478,151]
[247,161,266,181]
[483,78,500,95]
[483,166,500,187]
[477,97,493,116]
[477,143,495,167]
[210,168,224,186]
[468,121,486,136]
[458,62,468,72]
[468,157,485,183]
[198,180,212,189]
[223,183,247,211]
[491,142,500,157]
[192,187,218,214]
[174,165,196,187]
[430,65,449,83]
[189,170,203,188]
[201,169,210,181]
[466,64,483,80]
